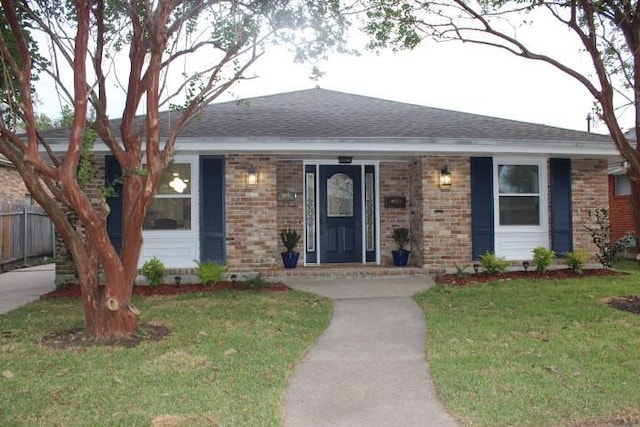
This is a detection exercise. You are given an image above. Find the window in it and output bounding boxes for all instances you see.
[144,163,192,230]
[306,171,316,252]
[497,164,541,226]
[615,174,631,196]
[327,173,354,217]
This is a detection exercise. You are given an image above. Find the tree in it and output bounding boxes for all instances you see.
[363,0,640,237]
[0,0,349,339]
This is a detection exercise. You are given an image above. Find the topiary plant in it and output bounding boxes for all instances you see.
[280,229,301,252]
[564,249,589,274]
[392,227,410,250]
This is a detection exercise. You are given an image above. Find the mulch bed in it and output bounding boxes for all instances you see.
[40,323,171,348]
[434,268,624,286]
[42,281,290,299]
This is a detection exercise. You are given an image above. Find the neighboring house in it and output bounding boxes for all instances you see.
[0,155,30,204]
[608,158,638,247]
[46,88,618,277]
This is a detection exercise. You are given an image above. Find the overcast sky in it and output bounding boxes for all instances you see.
[34,12,627,134]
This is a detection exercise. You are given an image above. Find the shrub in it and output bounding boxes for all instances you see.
[280,229,301,252]
[564,249,590,274]
[194,260,228,285]
[243,273,270,289]
[392,227,410,250]
[585,208,634,267]
[453,262,468,278]
[479,252,509,274]
[532,246,555,272]
[141,257,165,287]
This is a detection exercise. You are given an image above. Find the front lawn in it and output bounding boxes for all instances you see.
[418,264,640,427]
[0,290,331,426]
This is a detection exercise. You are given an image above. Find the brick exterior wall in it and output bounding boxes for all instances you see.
[379,161,411,265]
[608,174,638,244]
[276,160,304,254]
[419,157,472,271]
[572,159,609,257]
[225,154,279,270]
[0,165,28,203]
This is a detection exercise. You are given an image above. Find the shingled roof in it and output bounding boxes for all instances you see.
[156,87,612,141]
[44,88,617,156]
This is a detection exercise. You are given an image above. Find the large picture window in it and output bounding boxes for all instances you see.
[498,164,540,226]
[144,163,192,230]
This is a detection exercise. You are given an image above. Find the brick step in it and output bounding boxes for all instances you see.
[259,264,429,279]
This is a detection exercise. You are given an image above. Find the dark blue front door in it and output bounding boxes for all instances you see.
[319,165,362,263]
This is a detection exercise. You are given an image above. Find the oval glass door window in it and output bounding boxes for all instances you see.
[327,173,353,217]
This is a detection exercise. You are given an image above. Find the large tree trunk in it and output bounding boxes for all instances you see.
[630,172,640,250]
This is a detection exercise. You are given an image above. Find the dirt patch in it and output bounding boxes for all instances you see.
[40,323,171,349]
[42,281,290,299]
[434,268,624,286]
[606,295,640,316]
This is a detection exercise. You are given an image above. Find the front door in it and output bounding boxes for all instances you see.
[319,165,362,263]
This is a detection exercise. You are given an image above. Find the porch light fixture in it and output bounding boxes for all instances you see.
[439,165,452,189]
[247,165,258,187]
[338,156,353,164]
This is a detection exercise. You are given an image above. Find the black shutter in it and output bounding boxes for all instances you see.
[200,156,226,263]
[550,158,573,254]
[471,157,494,259]
[105,155,123,254]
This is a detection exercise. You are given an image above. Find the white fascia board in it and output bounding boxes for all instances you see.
[47,136,619,158]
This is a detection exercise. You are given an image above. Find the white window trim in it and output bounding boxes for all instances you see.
[493,157,549,234]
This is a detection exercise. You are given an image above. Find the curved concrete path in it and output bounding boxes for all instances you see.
[284,276,458,427]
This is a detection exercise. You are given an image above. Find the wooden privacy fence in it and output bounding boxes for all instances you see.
[0,201,54,266]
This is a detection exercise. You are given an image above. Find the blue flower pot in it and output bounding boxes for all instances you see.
[281,252,300,269]
[392,250,410,267]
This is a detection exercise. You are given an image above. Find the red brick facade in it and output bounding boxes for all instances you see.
[608,174,638,244]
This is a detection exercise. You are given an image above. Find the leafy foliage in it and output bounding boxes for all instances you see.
[280,228,301,252]
[453,262,468,278]
[479,252,509,274]
[141,257,165,287]
[392,227,410,250]
[242,273,270,289]
[564,249,589,274]
[532,246,555,272]
[194,260,228,285]
[585,208,633,268]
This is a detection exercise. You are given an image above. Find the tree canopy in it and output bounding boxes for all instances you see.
[0,0,351,338]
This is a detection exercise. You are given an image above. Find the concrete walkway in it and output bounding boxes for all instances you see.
[283,276,458,427]
[0,264,56,315]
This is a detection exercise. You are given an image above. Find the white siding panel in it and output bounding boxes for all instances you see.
[495,231,548,260]
[139,232,199,268]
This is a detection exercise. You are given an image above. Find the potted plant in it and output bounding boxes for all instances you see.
[392,227,411,266]
[280,228,301,269]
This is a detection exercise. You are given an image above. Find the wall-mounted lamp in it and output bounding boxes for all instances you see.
[247,165,258,187]
[338,156,353,164]
[439,165,452,189]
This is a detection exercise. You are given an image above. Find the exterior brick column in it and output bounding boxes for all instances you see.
[225,154,278,269]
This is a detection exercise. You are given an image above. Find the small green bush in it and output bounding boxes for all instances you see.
[453,262,468,278]
[479,252,509,274]
[141,257,165,287]
[564,249,590,274]
[194,260,228,285]
[392,227,410,250]
[243,273,270,289]
[532,246,555,272]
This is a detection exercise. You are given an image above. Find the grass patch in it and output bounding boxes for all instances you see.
[416,267,640,427]
[0,290,331,426]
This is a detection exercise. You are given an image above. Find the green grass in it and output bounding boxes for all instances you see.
[417,264,640,427]
[0,290,331,426]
